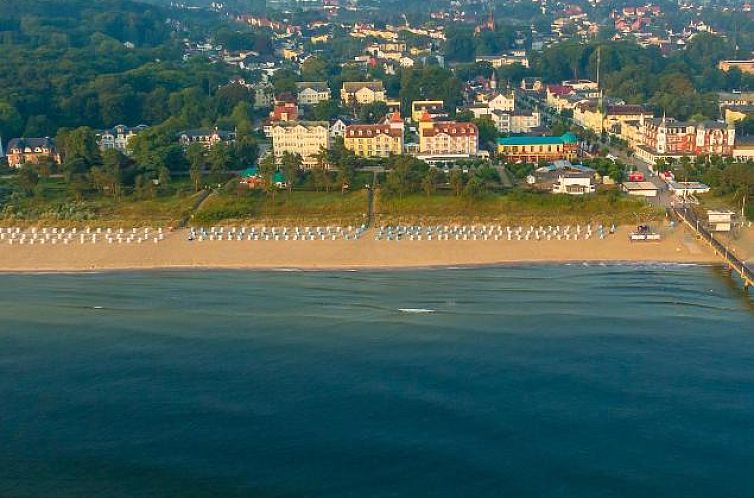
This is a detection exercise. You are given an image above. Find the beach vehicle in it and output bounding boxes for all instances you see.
[629,225,661,241]
[628,171,645,182]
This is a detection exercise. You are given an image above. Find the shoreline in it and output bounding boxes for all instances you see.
[0,259,718,274]
[0,225,727,273]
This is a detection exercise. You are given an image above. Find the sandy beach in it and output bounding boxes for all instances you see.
[0,224,725,272]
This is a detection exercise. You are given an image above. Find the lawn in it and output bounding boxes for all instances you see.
[376,189,663,225]
[192,189,369,225]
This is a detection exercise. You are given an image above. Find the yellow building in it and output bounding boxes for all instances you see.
[411,100,444,122]
[496,133,578,163]
[718,59,754,75]
[270,121,331,168]
[310,34,330,44]
[344,114,404,158]
[418,114,479,157]
[572,101,603,133]
[341,81,386,105]
[724,106,754,124]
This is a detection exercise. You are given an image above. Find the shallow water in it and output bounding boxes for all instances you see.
[1,265,753,497]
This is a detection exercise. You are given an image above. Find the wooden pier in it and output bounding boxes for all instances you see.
[675,207,753,290]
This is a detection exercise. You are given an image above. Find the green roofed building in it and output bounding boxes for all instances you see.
[239,168,288,188]
[497,133,578,163]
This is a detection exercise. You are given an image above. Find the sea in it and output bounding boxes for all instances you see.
[0,265,753,498]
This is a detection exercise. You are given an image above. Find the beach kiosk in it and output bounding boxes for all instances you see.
[707,209,735,232]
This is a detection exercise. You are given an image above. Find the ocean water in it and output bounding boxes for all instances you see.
[0,265,753,498]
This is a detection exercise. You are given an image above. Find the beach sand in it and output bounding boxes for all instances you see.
[0,225,719,272]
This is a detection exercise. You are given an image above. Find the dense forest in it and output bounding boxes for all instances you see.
[0,0,270,140]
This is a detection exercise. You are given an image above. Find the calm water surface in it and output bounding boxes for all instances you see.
[0,265,753,498]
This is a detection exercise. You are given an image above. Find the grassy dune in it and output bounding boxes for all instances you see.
[376,190,663,226]
[192,189,369,225]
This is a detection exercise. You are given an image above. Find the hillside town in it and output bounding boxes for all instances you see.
[1,0,754,229]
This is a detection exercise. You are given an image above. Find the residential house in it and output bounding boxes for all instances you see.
[475,50,529,68]
[96,124,148,154]
[521,77,544,93]
[492,110,541,134]
[718,59,754,75]
[341,81,386,105]
[6,137,60,168]
[486,92,516,112]
[252,82,274,109]
[270,121,331,168]
[177,128,236,149]
[545,85,576,111]
[270,102,299,122]
[724,106,754,124]
[411,101,445,122]
[552,173,595,195]
[733,136,754,161]
[329,117,354,138]
[295,82,331,106]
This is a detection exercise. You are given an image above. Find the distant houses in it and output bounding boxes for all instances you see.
[178,128,236,149]
[295,82,331,106]
[96,124,149,155]
[341,81,386,105]
[5,137,61,168]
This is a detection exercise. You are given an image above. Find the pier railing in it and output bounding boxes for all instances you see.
[674,207,753,290]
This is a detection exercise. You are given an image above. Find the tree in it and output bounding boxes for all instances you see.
[158,166,171,192]
[280,152,302,192]
[301,56,331,81]
[472,117,498,149]
[190,162,203,192]
[449,168,465,196]
[258,153,277,196]
[384,155,428,197]
[234,135,259,168]
[187,143,205,191]
[358,101,389,124]
[312,100,342,121]
[475,166,501,191]
[15,167,39,196]
[89,149,125,197]
[462,175,484,198]
[56,127,100,166]
[421,168,444,196]
[0,102,22,140]
[208,142,231,174]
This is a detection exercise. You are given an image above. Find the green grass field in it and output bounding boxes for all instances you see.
[192,189,369,225]
[377,189,662,225]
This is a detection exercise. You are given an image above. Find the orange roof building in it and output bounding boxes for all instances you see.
[344,114,404,158]
[418,118,479,156]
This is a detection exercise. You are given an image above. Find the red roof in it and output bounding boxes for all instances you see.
[547,85,574,96]
[422,122,478,138]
